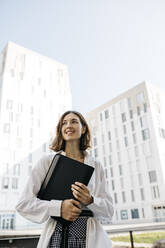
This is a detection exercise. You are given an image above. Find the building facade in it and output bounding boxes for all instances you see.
[87,82,165,224]
[0,42,72,229]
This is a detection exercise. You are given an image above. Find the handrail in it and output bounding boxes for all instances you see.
[0,222,165,248]
[105,222,165,248]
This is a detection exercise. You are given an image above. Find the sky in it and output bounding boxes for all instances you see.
[1,0,165,116]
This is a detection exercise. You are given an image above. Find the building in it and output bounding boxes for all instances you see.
[0,42,72,229]
[86,81,165,224]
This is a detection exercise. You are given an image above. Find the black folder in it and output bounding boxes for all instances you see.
[37,153,94,204]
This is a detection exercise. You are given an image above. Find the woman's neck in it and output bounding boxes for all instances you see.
[64,141,84,160]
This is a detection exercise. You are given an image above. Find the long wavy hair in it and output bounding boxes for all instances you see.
[50,110,91,152]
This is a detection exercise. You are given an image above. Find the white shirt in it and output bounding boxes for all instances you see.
[16,150,114,248]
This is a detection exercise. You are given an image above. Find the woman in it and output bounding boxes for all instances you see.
[16,110,114,248]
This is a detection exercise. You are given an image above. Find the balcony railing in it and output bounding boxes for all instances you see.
[0,222,165,248]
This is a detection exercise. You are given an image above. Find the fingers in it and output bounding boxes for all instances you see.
[75,182,87,191]
[71,184,83,193]
[71,199,81,209]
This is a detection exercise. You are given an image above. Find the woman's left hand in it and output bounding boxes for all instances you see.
[71,182,93,206]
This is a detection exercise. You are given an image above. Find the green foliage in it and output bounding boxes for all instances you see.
[111,232,165,244]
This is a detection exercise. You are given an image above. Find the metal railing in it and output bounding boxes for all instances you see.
[0,222,165,248]
[105,221,165,248]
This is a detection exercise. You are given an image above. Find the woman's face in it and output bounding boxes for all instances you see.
[61,113,85,142]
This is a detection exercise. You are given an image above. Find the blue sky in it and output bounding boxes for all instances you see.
[1,0,165,115]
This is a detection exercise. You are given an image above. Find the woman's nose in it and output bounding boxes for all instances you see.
[66,121,72,127]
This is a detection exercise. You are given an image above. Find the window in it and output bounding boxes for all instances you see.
[131,190,135,202]
[129,110,133,119]
[105,109,109,119]
[132,133,137,144]
[30,128,33,138]
[136,160,140,171]
[115,128,118,138]
[30,106,34,115]
[38,78,41,85]
[131,209,139,219]
[127,98,131,108]
[110,167,113,177]
[6,100,13,110]
[134,146,139,157]
[131,121,135,131]
[104,157,107,167]
[159,128,165,139]
[120,210,128,220]
[17,103,23,113]
[2,177,9,189]
[9,112,13,122]
[143,103,147,113]
[137,106,141,115]
[93,137,97,146]
[19,72,24,80]
[3,123,10,134]
[138,173,143,186]
[100,113,102,121]
[10,69,15,77]
[151,185,160,199]
[94,148,98,157]
[140,116,147,128]
[140,188,145,201]
[121,113,126,122]
[42,143,47,152]
[119,164,123,175]
[120,177,124,188]
[114,193,118,204]
[116,140,120,150]
[111,180,115,190]
[109,155,112,165]
[142,208,145,218]
[124,137,128,147]
[109,143,112,153]
[38,119,41,127]
[43,89,47,97]
[117,152,121,162]
[101,133,104,143]
[105,168,108,178]
[108,131,111,140]
[122,191,126,203]
[102,145,105,154]
[12,178,18,190]
[136,92,145,104]
[0,213,15,230]
[13,164,20,176]
[149,170,157,183]
[123,125,127,134]
[28,153,32,163]
[142,128,150,140]
[142,142,152,156]
[140,117,143,128]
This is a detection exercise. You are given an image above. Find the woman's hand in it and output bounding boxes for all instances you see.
[61,199,82,221]
[71,182,93,206]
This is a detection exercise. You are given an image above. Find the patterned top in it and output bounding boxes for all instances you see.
[48,217,88,248]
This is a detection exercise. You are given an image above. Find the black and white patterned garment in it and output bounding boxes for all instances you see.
[48,217,88,248]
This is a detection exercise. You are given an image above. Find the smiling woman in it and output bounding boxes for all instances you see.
[16,110,114,248]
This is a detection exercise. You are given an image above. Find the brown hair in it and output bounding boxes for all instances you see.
[50,110,91,152]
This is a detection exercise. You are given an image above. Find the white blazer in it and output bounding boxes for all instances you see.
[16,150,114,248]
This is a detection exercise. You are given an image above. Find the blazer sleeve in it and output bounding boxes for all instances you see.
[15,155,62,224]
[87,160,114,221]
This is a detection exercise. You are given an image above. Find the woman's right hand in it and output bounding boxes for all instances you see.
[61,199,82,221]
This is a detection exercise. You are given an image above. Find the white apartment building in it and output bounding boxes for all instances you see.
[87,82,165,224]
[0,42,72,229]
